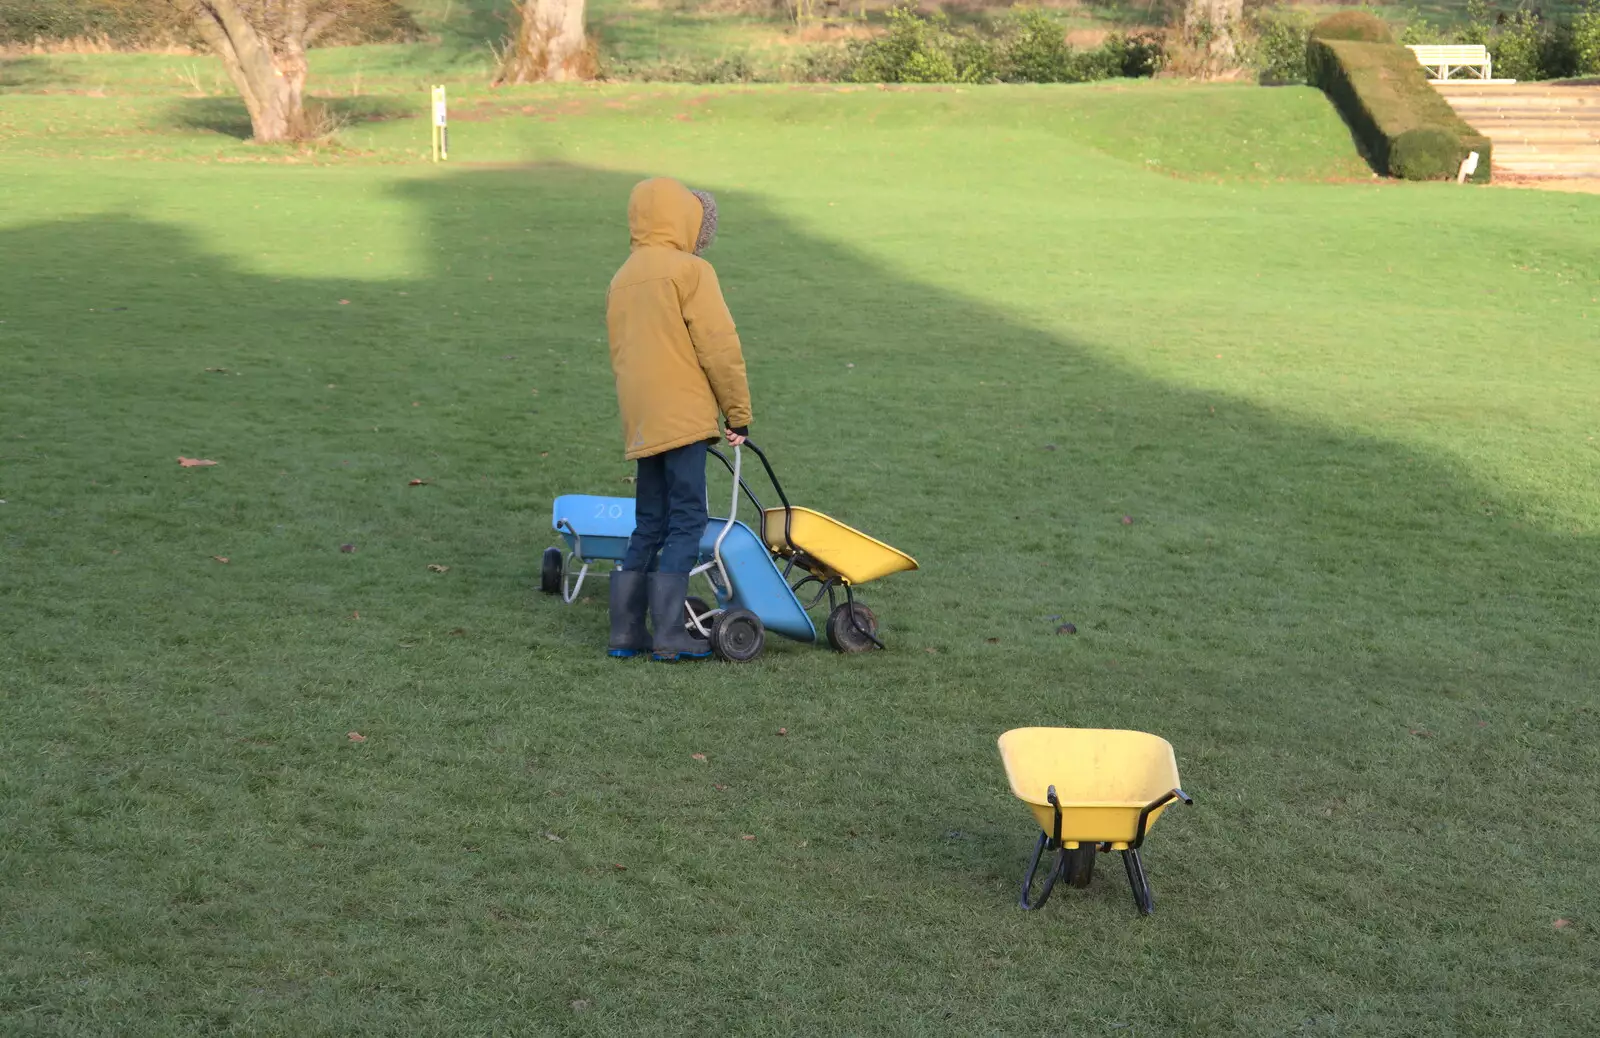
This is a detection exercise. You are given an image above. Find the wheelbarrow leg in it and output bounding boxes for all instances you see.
[844,584,885,650]
[1122,849,1155,915]
[1019,832,1066,910]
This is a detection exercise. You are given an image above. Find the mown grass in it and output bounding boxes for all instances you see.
[1,68,1598,1037]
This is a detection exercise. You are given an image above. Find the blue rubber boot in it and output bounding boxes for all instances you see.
[607,570,651,658]
[648,573,712,662]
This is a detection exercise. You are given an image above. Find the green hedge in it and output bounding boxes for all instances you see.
[1308,11,1394,45]
[1307,31,1492,183]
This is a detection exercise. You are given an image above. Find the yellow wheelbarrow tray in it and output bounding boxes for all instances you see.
[707,442,917,653]
[998,727,1193,916]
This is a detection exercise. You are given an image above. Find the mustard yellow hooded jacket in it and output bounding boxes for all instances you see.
[606,178,753,461]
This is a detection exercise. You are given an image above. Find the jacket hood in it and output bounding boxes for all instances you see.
[628,177,711,254]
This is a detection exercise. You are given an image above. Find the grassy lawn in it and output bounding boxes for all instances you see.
[2,47,1600,1037]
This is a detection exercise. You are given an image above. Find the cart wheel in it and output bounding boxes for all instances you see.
[539,548,563,595]
[711,609,765,662]
[826,603,879,653]
[684,596,713,640]
[1064,844,1097,888]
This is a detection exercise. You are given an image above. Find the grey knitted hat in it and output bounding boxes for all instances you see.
[689,189,718,255]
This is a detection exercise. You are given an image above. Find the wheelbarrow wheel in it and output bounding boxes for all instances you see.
[1064,844,1097,888]
[711,609,765,662]
[684,596,714,641]
[539,548,563,595]
[826,603,878,653]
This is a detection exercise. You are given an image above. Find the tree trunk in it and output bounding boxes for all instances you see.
[498,0,590,84]
[184,0,315,142]
[1186,0,1243,67]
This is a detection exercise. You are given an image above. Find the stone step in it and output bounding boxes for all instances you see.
[1472,129,1600,143]
[1493,156,1600,169]
[1437,84,1600,177]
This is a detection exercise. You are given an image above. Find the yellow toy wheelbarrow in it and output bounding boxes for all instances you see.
[706,442,918,653]
[998,727,1193,915]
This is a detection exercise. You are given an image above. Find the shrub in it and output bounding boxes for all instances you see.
[1245,8,1311,84]
[789,45,857,83]
[1102,31,1165,79]
[1307,30,1492,182]
[991,11,1162,84]
[1579,0,1600,75]
[1308,11,1394,44]
[1389,125,1469,179]
[792,6,1161,85]
[850,4,994,84]
[1494,5,1549,81]
[609,54,761,84]
[998,8,1072,83]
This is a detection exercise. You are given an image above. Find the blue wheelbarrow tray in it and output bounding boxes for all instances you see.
[550,494,815,643]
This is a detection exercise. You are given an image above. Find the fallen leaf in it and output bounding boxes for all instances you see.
[211,555,229,564]
[539,452,549,458]
[570,1000,590,1012]
[411,401,420,407]
[1042,443,1058,451]
[544,832,563,842]
[351,611,360,619]
[691,753,707,762]
[448,627,467,636]
[407,479,429,486]
[924,647,939,655]
[338,299,350,305]
[776,727,788,736]
[340,543,357,553]
[621,476,636,484]
[985,637,1000,644]
[713,783,728,791]
[177,457,217,467]
[427,564,450,573]
[347,731,366,742]
[740,834,756,841]
[797,840,808,848]
[611,863,626,871]
[1554,918,1571,929]
[1407,728,1433,738]
[1056,623,1077,635]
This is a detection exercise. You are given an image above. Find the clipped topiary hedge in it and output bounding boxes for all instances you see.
[1308,11,1394,45]
[1307,22,1492,183]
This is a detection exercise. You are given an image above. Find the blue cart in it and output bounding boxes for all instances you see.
[540,444,916,660]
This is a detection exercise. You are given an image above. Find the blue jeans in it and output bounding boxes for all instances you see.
[622,441,708,574]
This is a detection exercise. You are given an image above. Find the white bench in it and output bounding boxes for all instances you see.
[1406,44,1514,84]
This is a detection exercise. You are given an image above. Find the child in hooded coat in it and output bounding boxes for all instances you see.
[604,177,752,660]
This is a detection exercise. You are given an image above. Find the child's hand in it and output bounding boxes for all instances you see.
[724,427,747,446]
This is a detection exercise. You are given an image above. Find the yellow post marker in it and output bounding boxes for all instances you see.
[430,85,448,162]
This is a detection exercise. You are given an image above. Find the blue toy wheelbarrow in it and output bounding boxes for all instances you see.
[540,443,917,661]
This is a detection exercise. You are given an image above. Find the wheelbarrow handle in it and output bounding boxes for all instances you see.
[710,440,795,554]
[1130,787,1194,849]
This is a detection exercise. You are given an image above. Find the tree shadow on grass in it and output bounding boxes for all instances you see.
[0,162,1596,1033]
[165,94,415,139]
[0,56,79,91]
